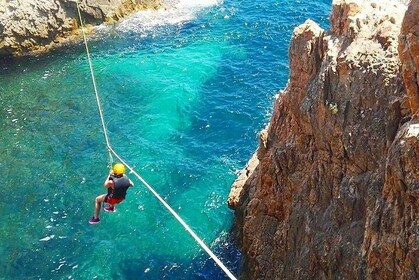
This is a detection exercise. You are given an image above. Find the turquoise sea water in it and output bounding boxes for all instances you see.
[0,0,330,279]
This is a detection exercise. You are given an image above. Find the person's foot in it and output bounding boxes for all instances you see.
[88,217,101,224]
[104,206,115,212]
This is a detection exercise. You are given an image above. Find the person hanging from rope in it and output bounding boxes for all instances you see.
[89,163,134,224]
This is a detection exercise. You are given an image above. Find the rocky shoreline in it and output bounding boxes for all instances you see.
[0,0,163,56]
[228,0,418,279]
[2,0,417,278]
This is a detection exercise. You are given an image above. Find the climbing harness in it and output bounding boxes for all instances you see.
[75,2,237,279]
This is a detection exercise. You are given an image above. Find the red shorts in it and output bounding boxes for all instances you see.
[105,196,124,205]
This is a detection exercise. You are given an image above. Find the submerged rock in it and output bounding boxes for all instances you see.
[229,0,418,279]
[0,0,163,56]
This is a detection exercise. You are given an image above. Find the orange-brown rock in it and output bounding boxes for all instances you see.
[229,0,418,279]
[364,120,419,279]
[399,0,419,116]
[364,1,419,278]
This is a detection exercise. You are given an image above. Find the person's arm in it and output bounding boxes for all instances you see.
[104,174,114,188]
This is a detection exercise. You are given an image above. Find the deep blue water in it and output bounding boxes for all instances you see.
[0,0,330,279]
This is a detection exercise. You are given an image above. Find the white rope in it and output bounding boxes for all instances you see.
[108,146,238,280]
[75,2,237,279]
[76,0,113,166]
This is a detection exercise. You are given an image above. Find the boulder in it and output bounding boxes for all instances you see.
[0,0,163,56]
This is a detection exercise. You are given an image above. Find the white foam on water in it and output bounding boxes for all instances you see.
[173,0,222,8]
[106,0,223,34]
[39,235,55,242]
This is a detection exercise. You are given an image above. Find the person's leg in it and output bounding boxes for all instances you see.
[104,203,115,212]
[104,197,122,212]
[94,194,107,219]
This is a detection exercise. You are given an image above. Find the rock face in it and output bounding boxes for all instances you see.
[0,0,162,56]
[228,0,418,279]
[399,0,419,116]
[365,0,419,278]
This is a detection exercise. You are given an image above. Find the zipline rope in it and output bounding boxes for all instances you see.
[75,2,237,279]
[108,146,238,280]
[75,1,113,168]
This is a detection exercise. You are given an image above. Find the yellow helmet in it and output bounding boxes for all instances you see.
[113,163,125,175]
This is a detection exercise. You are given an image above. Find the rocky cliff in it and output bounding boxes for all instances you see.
[228,0,418,279]
[0,0,162,56]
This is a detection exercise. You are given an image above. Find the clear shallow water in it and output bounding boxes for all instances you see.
[0,0,330,278]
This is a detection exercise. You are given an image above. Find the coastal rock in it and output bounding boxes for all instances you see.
[364,1,419,278]
[229,0,418,279]
[0,0,163,56]
[364,120,419,279]
[399,0,419,116]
